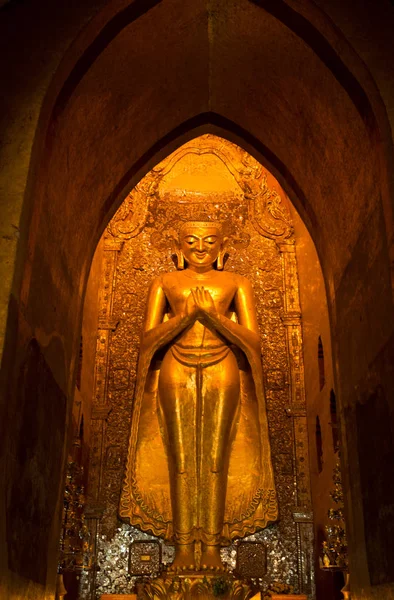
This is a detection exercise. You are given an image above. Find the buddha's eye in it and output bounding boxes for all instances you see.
[184,237,197,245]
[205,237,217,245]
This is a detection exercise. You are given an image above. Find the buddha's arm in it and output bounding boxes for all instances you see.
[204,314,261,358]
[197,279,261,357]
[140,278,193,354]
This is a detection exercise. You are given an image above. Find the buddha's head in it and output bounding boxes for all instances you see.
[174,220,228,271]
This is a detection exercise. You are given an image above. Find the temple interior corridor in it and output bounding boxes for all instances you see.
[0,1,394,599]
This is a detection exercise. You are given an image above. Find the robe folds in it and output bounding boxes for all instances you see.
[119,324,278,543]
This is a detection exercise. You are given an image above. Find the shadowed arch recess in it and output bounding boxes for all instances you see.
[52,0,378,137]
[28,0,383,290]
[19,1,387,418]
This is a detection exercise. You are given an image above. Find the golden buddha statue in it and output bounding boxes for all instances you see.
[120,220,278,571]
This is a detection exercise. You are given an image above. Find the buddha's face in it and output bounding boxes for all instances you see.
[180,224,222,269]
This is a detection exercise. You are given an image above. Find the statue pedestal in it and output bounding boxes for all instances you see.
[101,596,137,599]
[137,572,254,600]
[271,594,308,600]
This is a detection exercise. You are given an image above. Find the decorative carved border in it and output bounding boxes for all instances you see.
[107,135,294,244]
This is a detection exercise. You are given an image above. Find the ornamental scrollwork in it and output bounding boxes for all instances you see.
[107,134,293,243]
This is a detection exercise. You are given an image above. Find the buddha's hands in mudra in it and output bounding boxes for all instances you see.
[185,287,217,321]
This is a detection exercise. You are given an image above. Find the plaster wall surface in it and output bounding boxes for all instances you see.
[292,206,339,600]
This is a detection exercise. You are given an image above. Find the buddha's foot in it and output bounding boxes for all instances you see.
[200,564,227,572]
[167,564,196,573]
[200,545,226,572]
[168,544,195,573]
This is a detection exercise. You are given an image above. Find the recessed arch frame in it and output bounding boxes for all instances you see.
[17,0,394,325]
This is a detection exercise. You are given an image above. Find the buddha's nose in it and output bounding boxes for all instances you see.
[197,239,204,251]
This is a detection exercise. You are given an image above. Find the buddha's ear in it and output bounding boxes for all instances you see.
[217,236,229,271]
[171,239,185,270]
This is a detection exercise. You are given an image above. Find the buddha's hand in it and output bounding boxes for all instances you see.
[191,287,217,318]
[185,290,199,321]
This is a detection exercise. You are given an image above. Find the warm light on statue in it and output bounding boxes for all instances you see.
[120,220,278,572]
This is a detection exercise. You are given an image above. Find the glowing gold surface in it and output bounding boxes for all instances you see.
[87,135,313,597]
[120,222,278,569]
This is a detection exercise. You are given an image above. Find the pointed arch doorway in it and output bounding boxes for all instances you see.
[72,134,339,599]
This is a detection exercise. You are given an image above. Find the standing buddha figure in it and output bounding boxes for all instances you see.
[120,220,278,571]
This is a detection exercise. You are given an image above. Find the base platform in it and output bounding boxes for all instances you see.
[136,572,255,600]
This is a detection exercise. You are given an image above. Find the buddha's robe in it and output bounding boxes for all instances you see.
[119,270,278,542]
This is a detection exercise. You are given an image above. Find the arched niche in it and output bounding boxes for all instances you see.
[17,0,392,379]
[78,134,335,599]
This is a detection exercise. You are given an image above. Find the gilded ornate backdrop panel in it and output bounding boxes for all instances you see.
[84,135,314,599]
